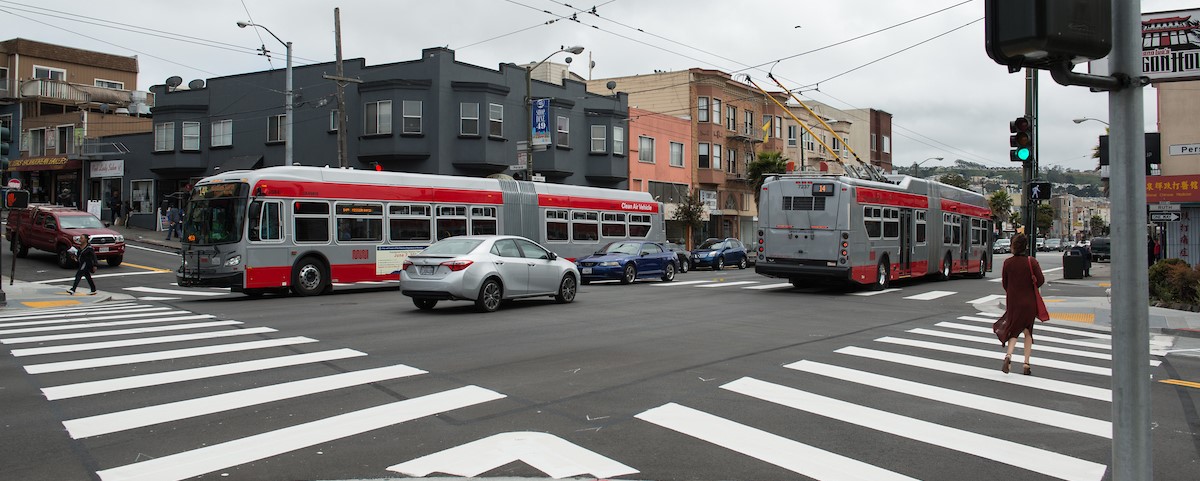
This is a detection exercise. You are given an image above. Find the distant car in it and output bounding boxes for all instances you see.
[663,242,691,273]
[576,241,677,284]
[1090,237,1111,262]
[1035,237,1046,251]
[1044,239,1063,251]
[993,238,1011,254]
[400,235,579,312]
[691,237,749,270]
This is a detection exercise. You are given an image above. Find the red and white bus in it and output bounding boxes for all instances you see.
[176,166,663,296]
[754,173,992,289]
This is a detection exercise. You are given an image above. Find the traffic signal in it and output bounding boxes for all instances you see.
[984,0,1111,72]
[0,125,11,172]
[1010,116,1033,162]
[3,189,29,209]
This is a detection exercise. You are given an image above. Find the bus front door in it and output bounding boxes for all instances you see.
[900,208,913,273]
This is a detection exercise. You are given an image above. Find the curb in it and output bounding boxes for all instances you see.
[1158,327,1200,339]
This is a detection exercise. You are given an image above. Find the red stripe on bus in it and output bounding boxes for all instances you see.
[538,195,661,213]
[254,181,505,205]
[940,199,991,218]
[246,263,398,289]
[855,187,929,209]
[246,266,289,289]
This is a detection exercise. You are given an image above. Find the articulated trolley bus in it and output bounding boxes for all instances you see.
[754,172,992,289]
[177,166,664,296]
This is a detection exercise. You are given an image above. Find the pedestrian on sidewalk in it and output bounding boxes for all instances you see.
[999,233,1044,375]
[165,203,182,241]
[67,234,98,295]
[109,191,122,226]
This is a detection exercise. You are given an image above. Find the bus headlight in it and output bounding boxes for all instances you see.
[224,255,242,267]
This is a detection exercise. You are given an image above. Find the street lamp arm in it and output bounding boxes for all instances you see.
[238,21,286,48]
[1072,117,1110,126]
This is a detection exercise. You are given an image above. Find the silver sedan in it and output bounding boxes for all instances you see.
[400,235,580,312]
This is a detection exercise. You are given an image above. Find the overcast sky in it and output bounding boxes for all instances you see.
[2,0,1192,172]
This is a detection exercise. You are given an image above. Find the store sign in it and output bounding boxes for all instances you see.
[1146,174,1200,203]
[1090,8,1200,83]
[89,160,125,178]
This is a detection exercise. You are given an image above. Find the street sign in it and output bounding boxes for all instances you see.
[1150,202,1180,212]
[1150,212,1180,222]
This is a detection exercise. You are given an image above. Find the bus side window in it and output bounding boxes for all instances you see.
[262,202,281,240]
[248,201,263,241]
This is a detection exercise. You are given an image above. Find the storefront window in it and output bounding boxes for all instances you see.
[131,179,155,214]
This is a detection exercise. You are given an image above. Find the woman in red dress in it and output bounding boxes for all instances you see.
[1000,233,1044,375]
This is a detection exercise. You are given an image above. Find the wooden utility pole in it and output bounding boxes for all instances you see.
[323,8,360,168]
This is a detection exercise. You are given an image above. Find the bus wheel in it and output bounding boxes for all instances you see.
[874,258,890,290]
[620,264,637,284]
[555,274,577,303]
[291,256,328,297]
[475,278,503,312]
[971,255,987,279]
[940,253,953,280]
[413,298,438,310]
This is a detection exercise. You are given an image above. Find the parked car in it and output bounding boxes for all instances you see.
[399,235,578,312]
[5,204,126,268]
[576,241,677,284]
[1044,238,1063,251]
[663,242,691,273]
[1090,237,1111,262]
[1035,237,1046,251]
[691,237,749,270]
[993,238,1011,254]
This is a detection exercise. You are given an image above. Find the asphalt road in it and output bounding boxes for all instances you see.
[2,244,1198,481]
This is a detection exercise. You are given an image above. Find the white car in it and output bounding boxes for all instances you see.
[993,238,1011,254]
[400,235,579,312]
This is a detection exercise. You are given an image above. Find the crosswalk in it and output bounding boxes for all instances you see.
[0,302,506,481]
[121,280,403,300]
[634,311,1127,480]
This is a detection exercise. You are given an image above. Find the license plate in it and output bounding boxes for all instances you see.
[97,247,108,252]
[419,266,434,275]
[582,267,592,274]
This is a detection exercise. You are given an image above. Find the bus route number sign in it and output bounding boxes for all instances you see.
[811,183,835,196]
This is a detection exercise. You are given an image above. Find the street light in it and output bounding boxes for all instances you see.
[525,45,584,182]
[1072,117,1109,126]
[911,156,943,177]
[238,21,293,167]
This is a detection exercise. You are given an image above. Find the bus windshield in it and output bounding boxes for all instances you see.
[184,183,249,244]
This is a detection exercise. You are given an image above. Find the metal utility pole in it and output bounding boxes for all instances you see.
[323,8,361,168]
[1024,68,1038,259]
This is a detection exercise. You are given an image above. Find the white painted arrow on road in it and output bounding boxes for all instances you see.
[387,431,638,479]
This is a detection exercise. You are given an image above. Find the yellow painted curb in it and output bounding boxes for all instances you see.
[120,262,173,273]
[1049,312,1096,324]
[22,300,82,308]
[1160,379,1200,390]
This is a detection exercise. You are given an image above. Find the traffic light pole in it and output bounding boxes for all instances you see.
[1024,68,1037,259]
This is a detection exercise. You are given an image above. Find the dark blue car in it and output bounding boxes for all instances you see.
[691,237,749,270]
[576,241,677,284]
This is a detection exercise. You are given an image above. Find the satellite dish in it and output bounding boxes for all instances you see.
[98,103,110,113]
[187,79,205,90]
[564,57,573,64]
[606,80,617,91]
[165,76,183,90]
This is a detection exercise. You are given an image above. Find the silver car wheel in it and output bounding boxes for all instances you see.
[555,275,577,303]
[476,278,502,312]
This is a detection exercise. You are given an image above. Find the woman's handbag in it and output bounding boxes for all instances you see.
[1029,257,1049,322]
[992,312,1010,345]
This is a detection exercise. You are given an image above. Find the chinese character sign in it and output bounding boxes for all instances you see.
[1146,174,1200,203]
[532,99,551,146]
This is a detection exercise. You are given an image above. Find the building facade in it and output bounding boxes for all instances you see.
[625,107,692,243]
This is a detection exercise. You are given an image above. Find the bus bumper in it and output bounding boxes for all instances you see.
[755,261,851,282]
[177,269,243,289]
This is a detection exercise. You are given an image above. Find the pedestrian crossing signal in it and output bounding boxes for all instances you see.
[3,189,29,208]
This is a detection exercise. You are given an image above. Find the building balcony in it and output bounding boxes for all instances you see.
[697,168,726,185]
[18,78,154,111]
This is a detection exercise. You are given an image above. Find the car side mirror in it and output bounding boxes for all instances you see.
[548,252,558,261]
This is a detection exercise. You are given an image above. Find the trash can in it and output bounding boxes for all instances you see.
[1063,251,1086,279]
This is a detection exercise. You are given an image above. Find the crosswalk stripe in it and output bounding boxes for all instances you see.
[2,320,238,344]
[123,286,229,297]
[968,294,1005,304]
[0,305,159,323]
[94,385,505,481]
[849,288,901,296]
[903,290,956,301]
[836,346,1111,401]
[958,316,1112,340]
[64,364,428,439]
[136,297,181,301]
[42,348,368,400]
[696,281,759,288]
[742,283,793,290]
[649,280,713,287]
[723,377,1107,481]
[785,360,1111,438]
[636,402,918,481]
[10,327,277,357]
[24,337,319,374]
[0,302,138,319]
[874,336,1111,376]
[0,313,210,336]
[936,322,1112,350]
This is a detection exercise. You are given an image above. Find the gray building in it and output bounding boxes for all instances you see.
[102,47,630,229]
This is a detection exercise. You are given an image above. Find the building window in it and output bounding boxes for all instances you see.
[328,110,338,132]
[712,143,722,171]
[871,133,877,151]
[670,142,683,167]
[182,121,200,151]
[727,148,737,174]
[613,126,625,155]
[726,105,736,130]
[27,128,44,156]
[94,78,124,90]
[883,135,891,154]
[763,115,772,139]
[488,103,503,137]
[267,114,286,142]
[698,142,710,169]
[0,67,8,90]
[366,100,392,135]
[648,181,688,203]
[775,116,783,139]
[697,96,709,122]
[33,65,65,80]
[743,110,754,135]
[153,122,174,152]
[460,102,479,136]
[712,99,722,124]
[787,125,797,146]
[210,119,232,147]
[57,125,76,155]
[590,125,606,153]
[402,100,421,134]
[638,136,655,163]
[556,116,569,147]
[803,131,815,152]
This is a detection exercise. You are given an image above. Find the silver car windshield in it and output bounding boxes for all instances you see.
[421,238,484,255]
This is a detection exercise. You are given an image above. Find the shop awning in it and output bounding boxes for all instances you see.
[214,155,262,173]
[6,156,82,172]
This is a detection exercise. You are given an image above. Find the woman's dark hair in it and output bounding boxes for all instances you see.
[1011,233,1029,255]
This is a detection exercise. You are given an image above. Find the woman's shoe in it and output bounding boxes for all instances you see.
[1023,364,1032,375]
[1001,355,1011,374]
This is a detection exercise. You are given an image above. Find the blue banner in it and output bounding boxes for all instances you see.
[531,98,551,146]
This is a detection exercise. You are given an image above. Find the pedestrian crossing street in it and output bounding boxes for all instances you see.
[1,301,1140,480]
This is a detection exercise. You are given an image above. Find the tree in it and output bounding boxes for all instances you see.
[747,151,787,205]
[1036,203,1054,238]
[1089,215,1108,237]
[988,190,1013,235]
[1009,211,1022,230]
[938,173,969,189]
[673,189,707,248]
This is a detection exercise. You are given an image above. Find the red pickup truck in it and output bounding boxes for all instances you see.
[5,204,126,268]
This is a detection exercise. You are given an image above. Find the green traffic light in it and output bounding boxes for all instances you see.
[1016,147,1031,161]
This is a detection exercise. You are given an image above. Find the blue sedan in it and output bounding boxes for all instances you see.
[576,241,677,284]
[691,237,749,270]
